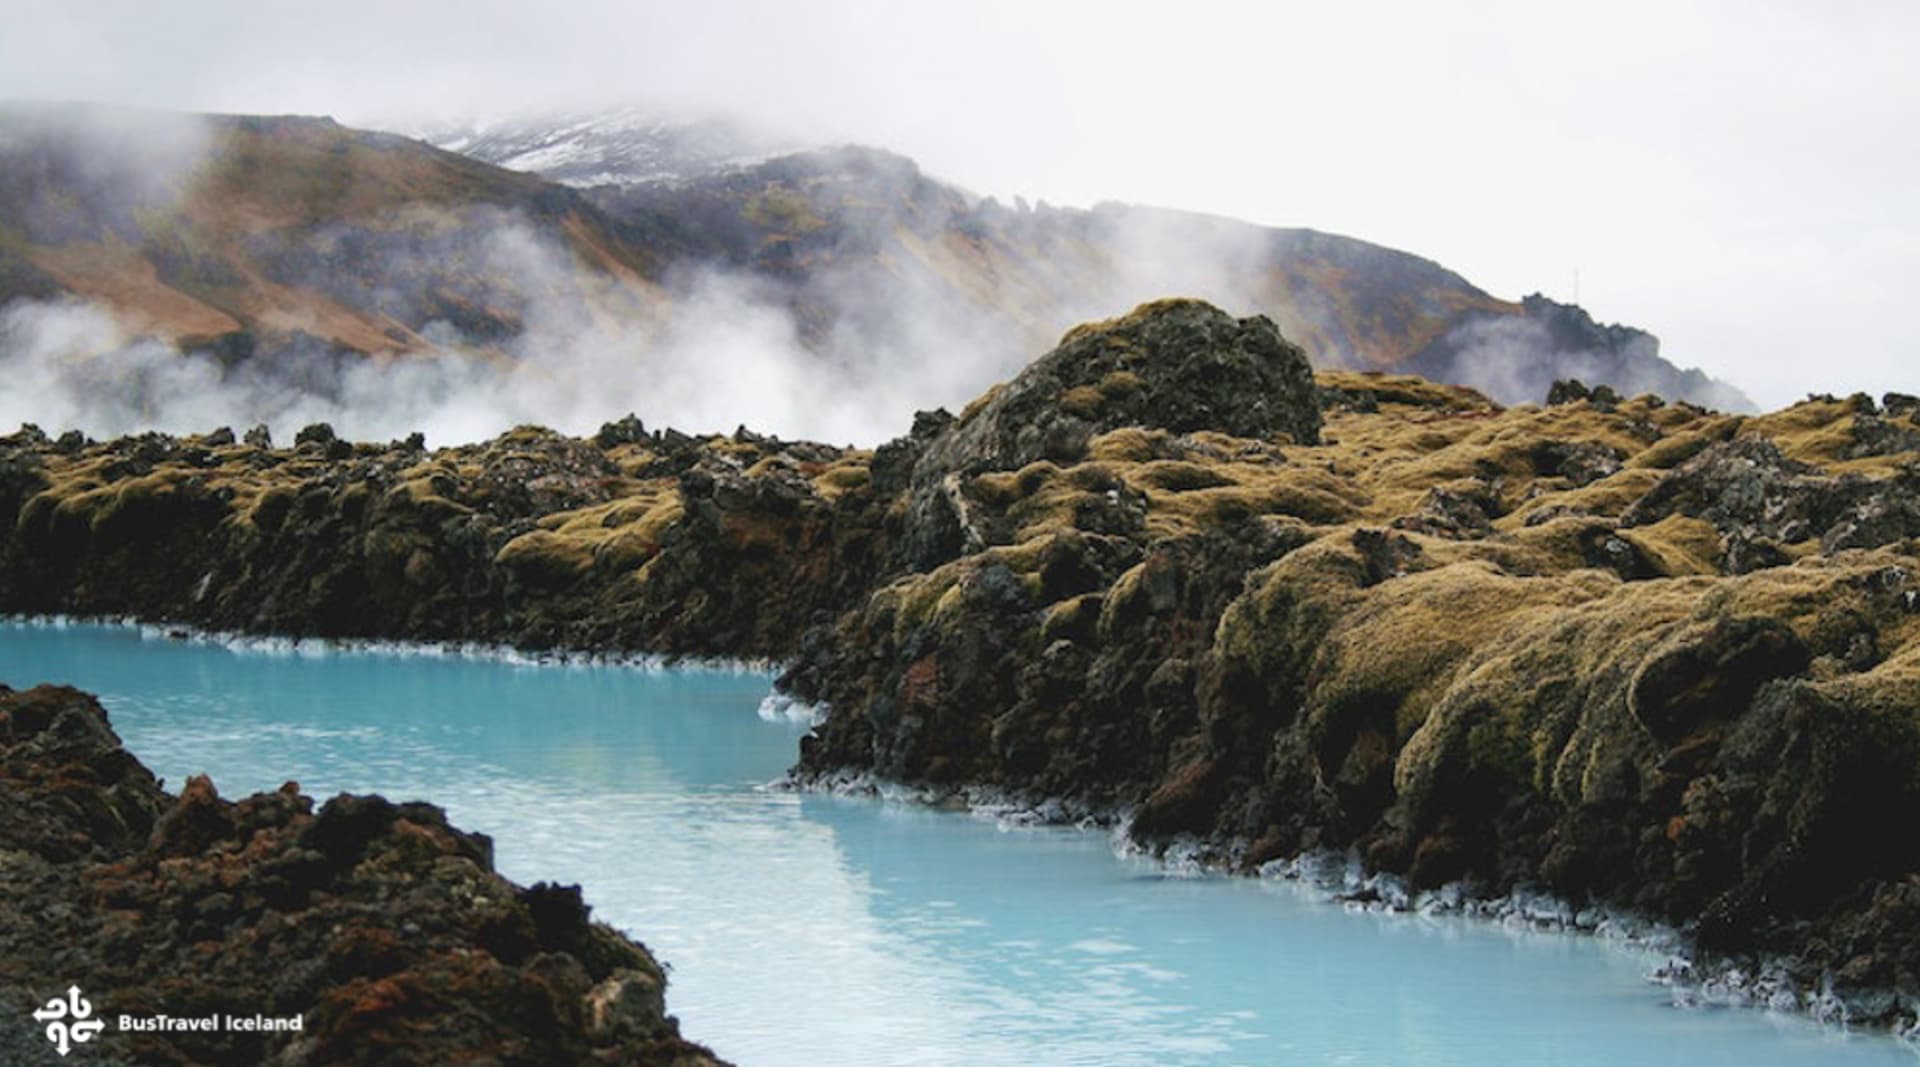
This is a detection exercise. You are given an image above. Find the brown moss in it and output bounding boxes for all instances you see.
[1501,470,1667,528]
[1620,515,1723,576]
[1315,370,1496,413]
[1739,397,1918,475]
[1086,428,1162,464]
[1820,642,1920,717]
[1058,385,1105,419]
[1098,369,1145,398]
[1040,593,1102,644]
[811,458,872,501]
[1131,461,1234,493]
[1388,547,1920,828]
[492,530,595,586]
[959,383,1007,423]
[1313,560,1615,741]
[1627,417,1742,470]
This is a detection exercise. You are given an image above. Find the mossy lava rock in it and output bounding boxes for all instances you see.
[905,299,1321,565]
[924,298,1320,474]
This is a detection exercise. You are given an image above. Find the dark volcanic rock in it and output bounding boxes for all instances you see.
[902,299,1320,567]
[0,421,890,660]
[777,339,1920,1028]
[918,298,1321,478]
[4,302,1920,1033]
[1622,435,1920,570]
[0,684,725,1067]
[1546,379,1592,406]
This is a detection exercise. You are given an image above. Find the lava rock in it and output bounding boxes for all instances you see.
[0,685,727,1066]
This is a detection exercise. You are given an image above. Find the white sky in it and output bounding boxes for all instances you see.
[4,0,1916,408]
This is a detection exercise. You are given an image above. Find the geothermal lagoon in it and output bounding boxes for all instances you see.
[2,620,1910,1066]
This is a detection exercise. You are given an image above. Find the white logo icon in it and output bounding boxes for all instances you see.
[32,986,105,1058]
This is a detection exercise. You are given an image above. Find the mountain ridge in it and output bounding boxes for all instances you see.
[0,102,1755,442]
[409,106,795,188]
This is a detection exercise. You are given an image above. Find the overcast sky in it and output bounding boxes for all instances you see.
[4,0,1916,408]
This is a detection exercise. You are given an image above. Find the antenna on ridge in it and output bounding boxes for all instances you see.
[1573,268,1581,307]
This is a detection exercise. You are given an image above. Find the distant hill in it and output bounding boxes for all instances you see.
[0,103,1754,437]
[573,143,1754,411]
[0,102,662,362]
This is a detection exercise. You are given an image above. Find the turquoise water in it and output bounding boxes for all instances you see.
[1,620,1912,1066]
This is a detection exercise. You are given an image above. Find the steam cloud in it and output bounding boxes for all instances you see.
[0,271,963,448]
[0,116,1312,449]
[0,192,1004,447]
[1434,315,1755,414]
[0,103,1009,448]
[1,104,1746,448]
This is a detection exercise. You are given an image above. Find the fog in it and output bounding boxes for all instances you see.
[0,117,1756,446]
[0,111,1037,446]
[0,268,975,449]
[0,196,1321,447]
[0,101,1409,447]
[2,1,1918,417]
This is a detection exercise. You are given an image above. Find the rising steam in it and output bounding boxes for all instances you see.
[0,103,1753,448]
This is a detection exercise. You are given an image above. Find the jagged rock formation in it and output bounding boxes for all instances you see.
[0,418,885,658]
[0,684,725,1066]
[901,300,1320,566]
[0,299,1913,1027]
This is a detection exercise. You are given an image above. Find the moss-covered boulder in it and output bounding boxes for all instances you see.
[7,300,1920,1028]
[903,299,1321,566]
[0,685,726,1066]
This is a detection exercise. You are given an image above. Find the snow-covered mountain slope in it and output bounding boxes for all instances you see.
[409,107,795,188]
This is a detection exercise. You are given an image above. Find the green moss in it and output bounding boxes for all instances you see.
[52,470,208,535]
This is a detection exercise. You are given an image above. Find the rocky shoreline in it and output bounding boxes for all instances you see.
[4,298,1920,1037]
[0,683,726,1066]
[5,614,781,675]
